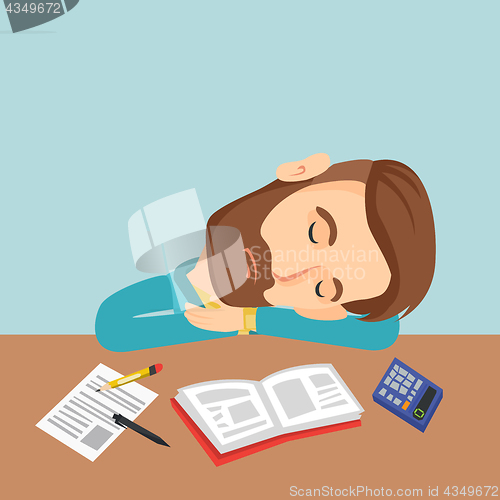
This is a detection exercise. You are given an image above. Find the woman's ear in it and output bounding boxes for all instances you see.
[276,153,331,182]
[294,304,348,321]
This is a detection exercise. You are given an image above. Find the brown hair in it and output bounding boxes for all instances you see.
[312,159,436,321]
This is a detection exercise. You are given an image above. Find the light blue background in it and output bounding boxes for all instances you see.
[1,1,498,334]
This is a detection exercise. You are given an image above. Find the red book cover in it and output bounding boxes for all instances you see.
[171,398,362,466]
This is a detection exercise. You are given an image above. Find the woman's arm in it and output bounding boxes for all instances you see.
[256,307,399,350]
[95,276,233,352]
[184,300,399,350]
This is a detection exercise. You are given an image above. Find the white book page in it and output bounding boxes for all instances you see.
[36,364,158,462]
[177,380,276,450]
[261,364,363,429]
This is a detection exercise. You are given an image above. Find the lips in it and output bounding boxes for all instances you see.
[272,266,320,283]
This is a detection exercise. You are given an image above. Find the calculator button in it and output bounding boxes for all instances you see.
[403,380,412,388]
[395,375,404,383]
[393,398,402,406]
[390,381,400,391]
[390,369,397,378]
[399,368,408,376]
[415,380,423,390]
[408,396,413,401]
[402,401,410,411]
[384,377,392,386]
[411,390,416,396]
[387,394,393,401]
[407,373,415,382]
[399,387,408,395]
[414,408,425,419]
[394,364,400,371]
[379,388,387,396]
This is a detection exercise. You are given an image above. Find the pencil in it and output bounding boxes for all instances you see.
[96,364,163,392]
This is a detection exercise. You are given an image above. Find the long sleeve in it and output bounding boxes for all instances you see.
[95,276,233,352]
[256,307,399,350]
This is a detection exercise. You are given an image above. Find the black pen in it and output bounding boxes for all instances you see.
[113,413,170,447]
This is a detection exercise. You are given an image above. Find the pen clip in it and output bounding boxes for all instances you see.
[113,413,127,428]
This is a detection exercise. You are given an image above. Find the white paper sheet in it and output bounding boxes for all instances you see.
[36,363,158,461]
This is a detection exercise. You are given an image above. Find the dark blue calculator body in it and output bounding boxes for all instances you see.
[373,358,443,432]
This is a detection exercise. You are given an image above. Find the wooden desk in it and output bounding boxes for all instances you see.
[2,335,498,499]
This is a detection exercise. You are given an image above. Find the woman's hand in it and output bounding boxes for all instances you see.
[184,300,245,332]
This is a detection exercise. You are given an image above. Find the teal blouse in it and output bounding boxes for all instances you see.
[95,275,399,352]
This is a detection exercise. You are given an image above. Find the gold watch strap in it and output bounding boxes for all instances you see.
[238,308,257,335]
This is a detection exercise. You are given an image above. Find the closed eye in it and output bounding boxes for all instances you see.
[315,281,324,298]
[308,222,318,244]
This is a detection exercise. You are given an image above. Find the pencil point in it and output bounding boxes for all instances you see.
[95,389,100,392]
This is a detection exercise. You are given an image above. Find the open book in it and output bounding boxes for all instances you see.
[171,364,364,465]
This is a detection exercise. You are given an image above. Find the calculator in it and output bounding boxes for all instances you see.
[373,358,443,432]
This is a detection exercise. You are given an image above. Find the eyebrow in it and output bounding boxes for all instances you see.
[315,206,337,247]
[331,277,343,302]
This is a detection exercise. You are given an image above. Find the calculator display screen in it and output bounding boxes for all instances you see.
[413,386,436,420]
